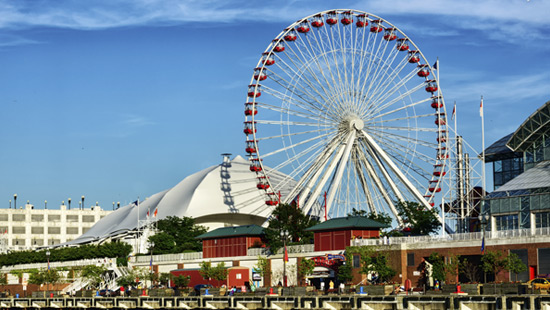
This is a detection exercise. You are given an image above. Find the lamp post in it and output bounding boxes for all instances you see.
[68,198,71,210]
[478,214,489,283]
[9,200,11,209]
[13,194,17,209]
[45,200,47,209]
[46,250,51,296]
[150,241,155,289]
[280,230,289,287]
[81,196,85,210]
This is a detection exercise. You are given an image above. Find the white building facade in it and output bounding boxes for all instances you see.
[0,202,112,252]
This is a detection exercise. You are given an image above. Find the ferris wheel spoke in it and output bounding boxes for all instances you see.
[368,125,437,133]
[367,97,430,122]
[284,134,346,205]
[350,150,377,214]
[272,49,340,113]
[262,84,339,121]
[364,46,408,105]
[361,77,424,118]
[255,101,326,121]
[254,127,332,143]
[325,130,356,215]
[301,131,354,214]
[369,136,434,185]
[364,65,419,115]
[258,131,333,159]
[361,129,433,209]
[369,129,437,151]
[371,112,437,125]
[354,142,403,223]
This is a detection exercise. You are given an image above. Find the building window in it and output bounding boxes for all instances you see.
[407,253,415,266]
[31,227,44,234]
[0,214,8,221]
[66,227,79,234]
[535,212,550,228]
[48,215,61,222]
[82,215,95,223]
[353,254,360,268]
[13,239,25,246]
[495,214,519,230]
[12,226,25,234]
[82,227,91,234]
[12,214,26,221]
[48,227,61,234]
[66,215,79,222]
[33,239,44,246]
[31,215,44,222]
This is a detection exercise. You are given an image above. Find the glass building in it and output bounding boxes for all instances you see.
[484,101,550,231]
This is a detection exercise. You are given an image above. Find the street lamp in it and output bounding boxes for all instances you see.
[81,196,85,210]
[150,242,155,289]
[45,200,47,209]
[280,230,289,287]
[68,198,71,210]
[9,200,11,209]
[46,250,51,295]
[478,213,490,283]
[13,194,17,209]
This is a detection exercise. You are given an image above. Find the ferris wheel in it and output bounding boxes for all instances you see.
[244,9,449,225]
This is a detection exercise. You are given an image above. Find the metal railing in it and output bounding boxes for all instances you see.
[0,257,116,272]
[247,244,315,257]
[355,227,550,246]
[131,252,202,264]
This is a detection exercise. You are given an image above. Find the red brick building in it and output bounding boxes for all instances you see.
[305,216,388,251]
[196,224,264,258]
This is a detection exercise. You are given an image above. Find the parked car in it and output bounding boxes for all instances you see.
[526,278,550,290]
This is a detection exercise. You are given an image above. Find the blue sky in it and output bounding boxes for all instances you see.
[0,0,548,210]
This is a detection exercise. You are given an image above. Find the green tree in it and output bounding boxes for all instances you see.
[395,201,440,235]
[481,250,508,283]
[351,246,396,284]
[148,233,177,255]
[199,261,227,284]
[159,272,171,287]
[347,208,394,235]
[337,260,353,284]
[460,258,480,283]
[0,274,7,285]
[253,256,271,287]
[264,203,319,252]
[116,268,140,289]
[173,275,191,288]
[298,258,315,285]
[507,252,527,282]
[445,254,461,284]
[154,216,207,253]
[211,262,228,282]
[427,253,446,283]
[81,265,107,289]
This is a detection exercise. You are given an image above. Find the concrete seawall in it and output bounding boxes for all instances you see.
[1,295,549,310]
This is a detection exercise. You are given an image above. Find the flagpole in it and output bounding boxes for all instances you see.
[480,96,486,212]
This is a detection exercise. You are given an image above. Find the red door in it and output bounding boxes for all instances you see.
[529,266,536,280]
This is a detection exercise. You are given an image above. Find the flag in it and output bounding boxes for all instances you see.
[480,97,484,117]
[433,59,438,70]
[149,257,153,270]
[147,207,150,218]
[451,103,456,120]
[131,200,138,207]
[153,208,158,217]
[481,236,485,255]
[284,246,289,262]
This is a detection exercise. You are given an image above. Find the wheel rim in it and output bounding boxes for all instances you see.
[244,9,448,224]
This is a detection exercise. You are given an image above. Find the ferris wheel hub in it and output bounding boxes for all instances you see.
[351,118,364,130]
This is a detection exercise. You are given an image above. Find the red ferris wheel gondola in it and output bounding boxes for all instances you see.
[311,14,324,28]
[370,20,383,33]
[341,11,353,25]
[417,64,430,77]
[356,14,368,27]
[326,11,338,25]
[261,52,275,66]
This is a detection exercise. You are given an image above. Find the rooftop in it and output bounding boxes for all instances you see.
[305,216,388,232]
[195,224,264,239]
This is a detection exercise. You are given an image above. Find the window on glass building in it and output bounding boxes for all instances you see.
[495,214,519,230]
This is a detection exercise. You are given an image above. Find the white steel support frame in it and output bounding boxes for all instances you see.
[244,9,453,226]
